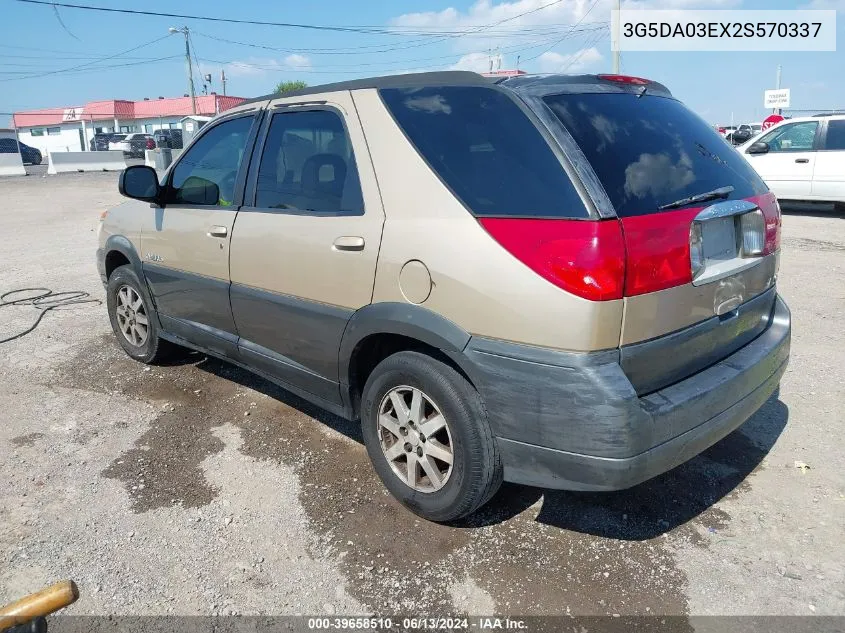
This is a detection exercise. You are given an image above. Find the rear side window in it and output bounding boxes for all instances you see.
[380,86,588,218]
[544,93,768,217]
[254,109,364,215]
[824,120,845,150]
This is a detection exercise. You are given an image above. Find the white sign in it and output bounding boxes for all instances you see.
[62,107,83,122]
[764,89,791,109]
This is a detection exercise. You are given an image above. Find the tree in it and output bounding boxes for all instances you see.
[275,80,308,94]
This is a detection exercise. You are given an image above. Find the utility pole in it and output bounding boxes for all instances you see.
[775,64,782,115]
[612,0,621,74]
[221,69,227,96]
[170,26,197,115]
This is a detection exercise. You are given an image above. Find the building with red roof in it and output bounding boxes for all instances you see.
[12,93,246,154]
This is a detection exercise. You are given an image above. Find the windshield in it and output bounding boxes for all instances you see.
[543,93,767,216]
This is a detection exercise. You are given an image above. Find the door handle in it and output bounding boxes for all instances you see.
[333,236,365,252]
[795,158,810,163]
[207,226,228,238]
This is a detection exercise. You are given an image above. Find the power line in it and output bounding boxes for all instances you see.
[15,0,569,36]
[11,0,579,54]
[0,33,174,82]
[520,0,603,64]
[2,0,603,86]
[559,32,608,72]
[194,25,607,71]
[51,3,81,41]
[0,52,175,61]
[190,24,606,58]
[0,55,181,77]
[13,0,430,35]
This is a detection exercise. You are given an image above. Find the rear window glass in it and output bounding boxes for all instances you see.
[544,93,767,216]
[380,86,588,218]
[825,120,845,151]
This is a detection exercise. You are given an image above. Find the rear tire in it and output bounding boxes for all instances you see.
[361,351,502,522]
[106,265,176,364]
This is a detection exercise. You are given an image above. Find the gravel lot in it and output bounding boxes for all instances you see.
[0,172,843,622]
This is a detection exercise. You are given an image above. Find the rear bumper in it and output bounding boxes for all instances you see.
[462,295,791,491]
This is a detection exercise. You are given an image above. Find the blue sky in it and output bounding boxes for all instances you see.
[0,0,842,125]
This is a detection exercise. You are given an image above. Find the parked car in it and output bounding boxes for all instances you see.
[719,125,737,138]
[153,129,183,149]
[738,114,845,210]
[728,123,763,146]
[99,71,790,522]
[0,138,42,165]
[90,133,123,152]
[109,133,155,158]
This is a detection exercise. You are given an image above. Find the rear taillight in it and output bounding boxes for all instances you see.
[620,209,699,296]
[146,138,155,149]
[478,218,626,301]
[753,192,781,255]
[480,195,779,302]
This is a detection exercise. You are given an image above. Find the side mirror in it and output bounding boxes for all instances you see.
[747,141,770,155]
[119,165,160,202]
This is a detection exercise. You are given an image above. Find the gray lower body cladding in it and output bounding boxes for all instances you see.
[462,294,791,491]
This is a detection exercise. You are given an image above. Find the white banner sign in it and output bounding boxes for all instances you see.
[611,10,837,52]
[764,89,791,108]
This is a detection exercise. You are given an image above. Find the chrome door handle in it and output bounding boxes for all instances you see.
[333,236,365,251]
[795,158,809,163]
[208,226,228,238]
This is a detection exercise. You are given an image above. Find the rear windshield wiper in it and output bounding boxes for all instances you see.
[658,185,734,210]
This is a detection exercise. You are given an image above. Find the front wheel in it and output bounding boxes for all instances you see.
[106,265,176,364]
[361,351,502,522]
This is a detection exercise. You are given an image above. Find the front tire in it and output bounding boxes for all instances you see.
[361,351,502,522]
[106,265,175,364]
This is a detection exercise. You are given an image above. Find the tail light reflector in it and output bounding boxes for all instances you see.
[146,138,155,149]
[752,192,781,255]
[620,208,699,296]
[478,218,626,301]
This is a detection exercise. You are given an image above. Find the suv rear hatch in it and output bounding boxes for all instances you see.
[534,76,781,394]
[379,77,780,395]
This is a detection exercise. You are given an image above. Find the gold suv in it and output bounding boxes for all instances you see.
[97,71,791,522]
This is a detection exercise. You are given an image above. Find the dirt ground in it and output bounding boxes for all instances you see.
[0,172,843,624]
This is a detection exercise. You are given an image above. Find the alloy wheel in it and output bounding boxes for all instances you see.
[115,285,149,347]
[378,385,454,493]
